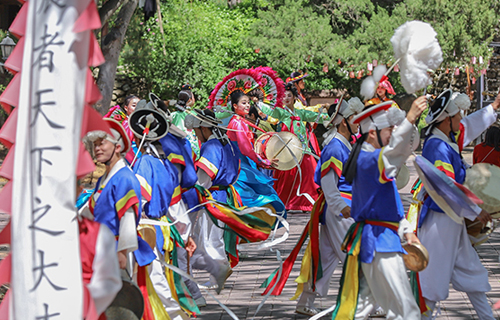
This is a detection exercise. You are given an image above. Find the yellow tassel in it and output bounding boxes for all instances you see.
[145,267,172,320]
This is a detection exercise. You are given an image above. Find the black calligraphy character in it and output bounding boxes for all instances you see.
[30,198,64,236]
[33,25,64,72]
[37,0,68,25]
[36,303,60,320]
[38,0,65,13]
[31,89,65,129]
[32,146,62,185]
[31,250,67,292]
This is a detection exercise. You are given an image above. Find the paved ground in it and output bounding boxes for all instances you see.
[1,148,500,319]
[193,150,500,320]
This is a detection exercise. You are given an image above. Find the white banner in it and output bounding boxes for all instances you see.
[11,0,91,318]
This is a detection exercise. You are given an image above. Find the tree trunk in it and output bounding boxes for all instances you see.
[95,0,138,115]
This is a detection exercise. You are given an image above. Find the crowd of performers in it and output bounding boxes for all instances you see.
[76,67,500,320]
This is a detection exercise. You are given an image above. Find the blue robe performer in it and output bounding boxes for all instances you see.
[294,97,364,316]
[185,108,242,291]
[81,118,158,320]
[417,90,499,320]
[332,98,427,320]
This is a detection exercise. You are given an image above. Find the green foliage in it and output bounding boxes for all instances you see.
[120,0,499,103]
[121,0,257,104]
[247,0,338,89]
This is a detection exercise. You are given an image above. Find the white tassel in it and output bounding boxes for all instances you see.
[360,65,388,101]
[387,107,406,127]
[391,20,443,93]
[373,65,387,83]
[347,97,365,115]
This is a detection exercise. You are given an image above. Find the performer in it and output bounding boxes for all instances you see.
[80,118,159,319]
[104,95,141,163]
[333,97,427,319]
[294,97,364,316]
[131,124,199,318]
[185,108,239,292]
[81,118,154,270]
[258,83,329,212]
[364,76,395,106]
[226,90,286,216]
[418,90,500,320]
[473,125,500,166]
[171,84,201,159]
[286,71,324,157]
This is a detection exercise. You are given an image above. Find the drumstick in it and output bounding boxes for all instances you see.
[272,137,294,159]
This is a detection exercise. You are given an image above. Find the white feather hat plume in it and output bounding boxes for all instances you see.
[391,20,443,94]
[347,97,365,116]
[387,106,406,127]
[360,65,388,101]
[451,92,471,111]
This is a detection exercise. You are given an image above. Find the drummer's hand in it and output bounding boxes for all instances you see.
[405,232,420,245]
[340,206,351,219]
[478,209,492,225]
[407,96,428,124]
[117,250,128,269]
[269,158,280,168]
[492,91,500,110]
[185,236,197,257]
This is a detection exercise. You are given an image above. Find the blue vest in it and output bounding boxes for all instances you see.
[197,138,241,203]
[91,166,155,266]
[351,147,405,263]
[419,136,466,227]
[133,154,180,219]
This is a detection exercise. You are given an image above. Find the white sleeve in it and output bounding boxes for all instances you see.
[321,170,349,215]
[79,202,94,220]
[117,209,138,253]
[382,119,418,179]
[196,168,213,189]
[168,200,192,242]
[87,224,122,315]
[398,218,412,240]
[461,104,498,147]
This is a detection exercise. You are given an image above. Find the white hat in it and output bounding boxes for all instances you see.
[352,100,406,134]
[324,96,365,128]
[425,89,470,125]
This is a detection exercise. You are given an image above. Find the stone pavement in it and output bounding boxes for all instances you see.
[194,150,500,320]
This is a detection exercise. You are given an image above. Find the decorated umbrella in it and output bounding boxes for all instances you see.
[0,0,110,318]
[208,68,262,111]
[253,66,285,109]
[413,156,482,224]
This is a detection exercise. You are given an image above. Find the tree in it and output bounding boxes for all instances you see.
[121,0,258,103]
[95,0,139,115]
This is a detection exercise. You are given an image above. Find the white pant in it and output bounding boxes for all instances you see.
[297,213,353,308]
[190,210,231,280]
[354,252,420,320]
[419,211,493,319]
[149,247,189,320]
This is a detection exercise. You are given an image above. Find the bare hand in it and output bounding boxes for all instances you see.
[407,96,428,124]
[185,237,197,257]
[477,209,492,225]
[117,250,127,269]
[340,206,351,218]
[492,91,500,110]
[404,232,421,245]
[269,158,280,168]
